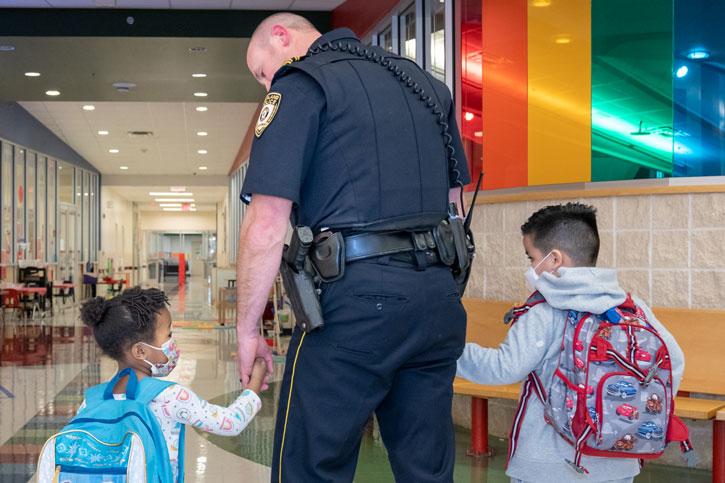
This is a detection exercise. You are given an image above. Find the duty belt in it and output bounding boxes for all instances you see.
[310,230,442,281]
[343,231,438,262]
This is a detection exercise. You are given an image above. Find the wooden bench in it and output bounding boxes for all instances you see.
[456,299,725,481]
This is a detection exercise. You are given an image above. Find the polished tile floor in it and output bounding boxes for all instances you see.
[0,277,711,482]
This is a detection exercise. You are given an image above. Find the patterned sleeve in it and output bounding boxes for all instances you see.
[153,385,262,436]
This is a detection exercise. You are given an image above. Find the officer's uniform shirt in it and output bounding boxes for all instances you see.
[242,28,470,232]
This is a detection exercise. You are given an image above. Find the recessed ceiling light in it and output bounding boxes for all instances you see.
[163,207,183,212]
[149,192,193,196]
[188,46,208,53]
[198,166,208,170]
[193,92,208,97]
[120,166,129,170]
[196,131,208,136]
[197,149,208,154]
[45,90,61,96]
[195,106,208,112]
[98,130,109,135]
[24,72,41,77]
[686,49,710,60]
[192,73,207,78]
[675,65,689,78]
[474,131,483,138]
[109,149,119,154]
[530,0,551,6]
[464,112,474,121]
[159,203,182,207]
[82,105,95,111]
[0,45,15,52]
[554,35,572,44]
[155,198,195,203]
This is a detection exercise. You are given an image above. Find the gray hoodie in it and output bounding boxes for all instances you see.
[457,267,685,482]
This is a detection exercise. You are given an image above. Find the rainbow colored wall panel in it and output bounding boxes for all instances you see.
[461,0,724,190]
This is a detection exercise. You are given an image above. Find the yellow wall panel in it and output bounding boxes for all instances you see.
[527,0,591,186]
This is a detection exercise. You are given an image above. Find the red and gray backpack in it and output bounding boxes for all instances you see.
[505,292,694,474]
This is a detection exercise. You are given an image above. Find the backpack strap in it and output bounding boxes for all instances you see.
[504,291,546,325]
[605,293,649,325]
[508,372,567,466]
[135,377,177,405]
[83,368,139,406]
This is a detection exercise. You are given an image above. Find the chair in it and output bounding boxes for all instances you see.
[18,267,49,317]
[54,279,75,306]
[1,289,23,320]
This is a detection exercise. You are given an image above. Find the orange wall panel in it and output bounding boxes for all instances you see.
[481,0,529,190]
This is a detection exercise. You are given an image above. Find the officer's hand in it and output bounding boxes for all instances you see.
[238,334,273,392]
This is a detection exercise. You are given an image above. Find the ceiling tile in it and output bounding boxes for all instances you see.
[47,0,108,6]
[170,0,231,8]
[0,0,50,6]
[115,0,170,7]
[290,0,345,11]
[230,0,291,9]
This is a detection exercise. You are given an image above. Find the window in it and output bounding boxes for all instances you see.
[37,156,46,261]
[75,169,82,262]
[91,174,97,261]
[14,146,25,261]
[378,25,394,52]
[47,159,56,263]
[26,152,36,260]
[83,171,90,261]
[400,5,417,61]
[426,0,446,81]
[58,162,73,204]
[1,142,12,268]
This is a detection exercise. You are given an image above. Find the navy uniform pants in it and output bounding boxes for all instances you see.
[271,258,467,482]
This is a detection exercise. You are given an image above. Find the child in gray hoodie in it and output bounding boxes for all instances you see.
[457,203,685,483]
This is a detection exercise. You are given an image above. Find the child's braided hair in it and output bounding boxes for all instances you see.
[81,287,170,360]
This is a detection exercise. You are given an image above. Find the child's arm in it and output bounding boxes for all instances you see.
[457,304,559,385]
[157,385,262,437]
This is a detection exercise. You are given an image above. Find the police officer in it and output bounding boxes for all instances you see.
[236,12,470,483]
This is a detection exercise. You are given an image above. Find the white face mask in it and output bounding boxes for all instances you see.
[141,338,180,378]
[524,251,553,292]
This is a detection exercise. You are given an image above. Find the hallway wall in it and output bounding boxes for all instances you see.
[139,211,216,231]
[100,186,134,267]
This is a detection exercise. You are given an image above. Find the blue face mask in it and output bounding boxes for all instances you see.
[524,252,553,292]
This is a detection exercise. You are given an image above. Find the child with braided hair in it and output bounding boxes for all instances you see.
[78,287,267,482]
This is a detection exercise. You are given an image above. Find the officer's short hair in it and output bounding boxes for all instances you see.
[521,203,600,266]
[252,13,317,41]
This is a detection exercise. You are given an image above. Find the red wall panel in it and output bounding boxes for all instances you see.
[331,0,401,38]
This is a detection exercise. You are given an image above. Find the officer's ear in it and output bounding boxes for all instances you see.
[270,24,292,48]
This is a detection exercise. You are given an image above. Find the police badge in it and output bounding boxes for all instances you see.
[255,92,282,138]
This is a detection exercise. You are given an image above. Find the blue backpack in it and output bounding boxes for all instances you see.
[37,368,186,482]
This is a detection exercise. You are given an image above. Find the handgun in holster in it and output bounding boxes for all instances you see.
[279,226,325,333]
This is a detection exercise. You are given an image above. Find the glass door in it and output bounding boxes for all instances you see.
[58,203,78,283]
